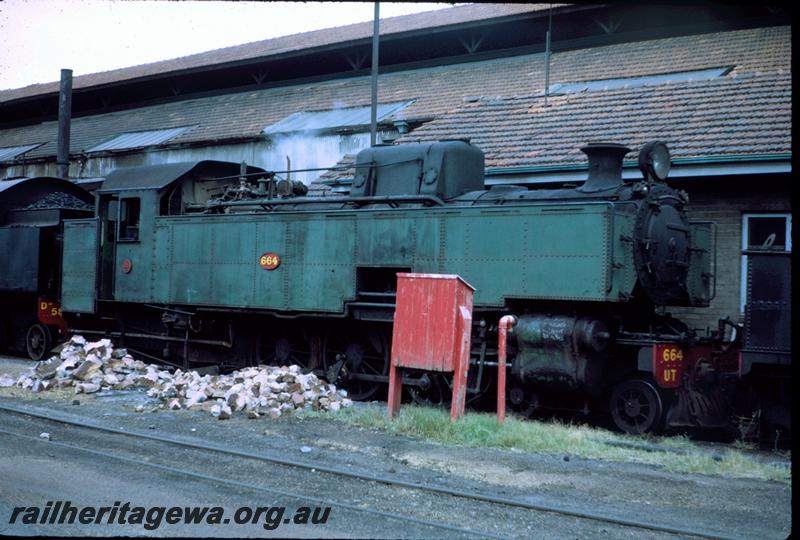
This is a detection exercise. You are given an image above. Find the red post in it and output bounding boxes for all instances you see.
[450,305,472,421]
[497,315,517,424]
[387,364,403,418]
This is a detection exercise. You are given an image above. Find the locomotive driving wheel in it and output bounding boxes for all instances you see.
[509,386,540,418]
[322,326,389,401]
[26,323,53,361]
[610,379,664,435]
[255,325,316,372]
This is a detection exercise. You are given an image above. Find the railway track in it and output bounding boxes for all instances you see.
[0,433,495,539]
[0,401,749,540]
[0,404,505,539]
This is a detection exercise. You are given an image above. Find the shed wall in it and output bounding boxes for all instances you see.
[668,181,790,332]
[1,131,390,185]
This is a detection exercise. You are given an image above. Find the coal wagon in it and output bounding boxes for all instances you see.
[0,177,94,359]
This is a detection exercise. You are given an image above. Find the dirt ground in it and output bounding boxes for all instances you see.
[0,355,792,539]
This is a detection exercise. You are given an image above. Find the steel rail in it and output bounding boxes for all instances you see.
[0,425,506,540]
[0,402,748,540]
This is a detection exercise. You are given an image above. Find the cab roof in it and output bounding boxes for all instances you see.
[97,160,268,194]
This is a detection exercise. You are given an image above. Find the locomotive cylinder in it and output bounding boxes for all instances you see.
[513,315,610,394]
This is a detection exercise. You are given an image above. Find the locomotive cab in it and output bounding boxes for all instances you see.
[61,161,268,312]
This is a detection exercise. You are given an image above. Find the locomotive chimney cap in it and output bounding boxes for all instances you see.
[577,142,630,193]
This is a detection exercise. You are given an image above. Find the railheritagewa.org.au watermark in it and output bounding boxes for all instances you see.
[9,501,331,530]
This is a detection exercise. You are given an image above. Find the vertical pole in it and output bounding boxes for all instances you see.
[387,364,402,418]
[57,68,73,179]
[450,305,472,422]
[497,315,517,424]
[370,1,380,147]
[543,5,552,107]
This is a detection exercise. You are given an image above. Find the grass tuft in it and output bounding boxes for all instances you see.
[306,404,791,484]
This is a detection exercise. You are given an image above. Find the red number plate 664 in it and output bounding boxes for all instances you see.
[652,344,684,389]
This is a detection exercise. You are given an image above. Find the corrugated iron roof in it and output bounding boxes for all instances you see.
[88,126,194,152]
[0,143,43,162]
[264,101,413,134]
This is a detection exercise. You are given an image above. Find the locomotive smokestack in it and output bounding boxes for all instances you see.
[56,68,73,179]
[577,143,630,193]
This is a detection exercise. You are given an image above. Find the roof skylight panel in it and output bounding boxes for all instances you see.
[88,126,194,152]
[263,101,415,135]
[546,67,733,96]
[0,143,44,162]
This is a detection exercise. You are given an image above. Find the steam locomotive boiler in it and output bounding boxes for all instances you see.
[56,139,740,434]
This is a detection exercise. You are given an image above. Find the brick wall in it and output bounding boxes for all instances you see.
[668,177,791,335]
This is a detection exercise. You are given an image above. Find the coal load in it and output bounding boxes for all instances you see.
[7,335,353,419]
[20,192,94,211]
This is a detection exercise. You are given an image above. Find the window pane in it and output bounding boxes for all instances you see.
[119,198,140,242]
[747,217,786,250]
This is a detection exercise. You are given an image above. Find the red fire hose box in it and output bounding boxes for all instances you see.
[388,273,474,421]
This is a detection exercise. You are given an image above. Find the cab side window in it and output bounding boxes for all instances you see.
[119,198,141,242]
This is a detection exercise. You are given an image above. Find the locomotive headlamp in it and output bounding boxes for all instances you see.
[638,141,671,181]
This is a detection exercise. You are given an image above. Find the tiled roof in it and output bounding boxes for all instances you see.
[0,26,790,165]
[315,154,357,185]
[398,72,791,168]
[0,4,551,103]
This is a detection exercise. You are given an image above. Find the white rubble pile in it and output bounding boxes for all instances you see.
[8,335,353,419]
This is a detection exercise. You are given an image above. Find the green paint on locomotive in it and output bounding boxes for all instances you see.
[94,202,637,311]
[685,221,714,305]
[61,218,99,313]
[59,146,711,316]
